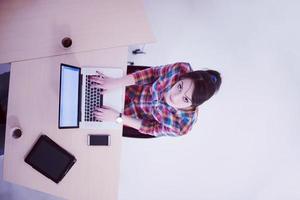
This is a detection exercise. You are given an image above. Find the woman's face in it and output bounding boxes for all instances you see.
[165,78,194,110]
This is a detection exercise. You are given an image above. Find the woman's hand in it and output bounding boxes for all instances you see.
[89,71,120,93]
[93,106,120,122]
[94,106,143,130]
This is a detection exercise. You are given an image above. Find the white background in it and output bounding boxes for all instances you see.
[1,0,300,200]
[121,0,300,200]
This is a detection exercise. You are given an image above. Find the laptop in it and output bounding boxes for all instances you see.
[58,63,124,129]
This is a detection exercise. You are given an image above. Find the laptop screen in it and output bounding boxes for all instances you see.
[59,64,81,128]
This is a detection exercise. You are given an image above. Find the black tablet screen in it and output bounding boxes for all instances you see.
[25,135,76,183]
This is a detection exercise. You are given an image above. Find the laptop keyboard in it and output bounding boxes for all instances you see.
[85,75,103,122]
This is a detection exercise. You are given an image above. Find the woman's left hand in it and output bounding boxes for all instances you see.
[93,106,119,122]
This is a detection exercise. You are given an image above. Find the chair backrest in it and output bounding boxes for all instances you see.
[126,65,150,75]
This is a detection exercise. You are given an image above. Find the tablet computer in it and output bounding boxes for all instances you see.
[24,135,77,184]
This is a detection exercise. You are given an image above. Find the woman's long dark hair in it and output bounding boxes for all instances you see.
[180,69,222,108]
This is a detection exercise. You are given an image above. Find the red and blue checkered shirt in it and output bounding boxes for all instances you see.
[124,62,198,137]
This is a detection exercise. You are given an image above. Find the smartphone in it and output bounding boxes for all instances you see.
[87,134,110,146]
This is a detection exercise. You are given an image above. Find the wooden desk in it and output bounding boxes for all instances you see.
[1,0,155,198]
[0,0,155,63]
[3,47,127,200]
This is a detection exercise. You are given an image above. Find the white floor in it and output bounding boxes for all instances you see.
[0,156,62,200]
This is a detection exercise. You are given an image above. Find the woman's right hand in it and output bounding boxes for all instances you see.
[89,71,120,93]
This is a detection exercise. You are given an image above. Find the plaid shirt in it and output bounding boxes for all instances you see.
[124,62,198,137]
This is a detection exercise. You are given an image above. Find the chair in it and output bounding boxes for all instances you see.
[0,124,5,155]
[122,65,156,139]
[0,72,10,155]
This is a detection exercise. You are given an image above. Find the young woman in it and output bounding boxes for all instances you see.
[89,62,222,137]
